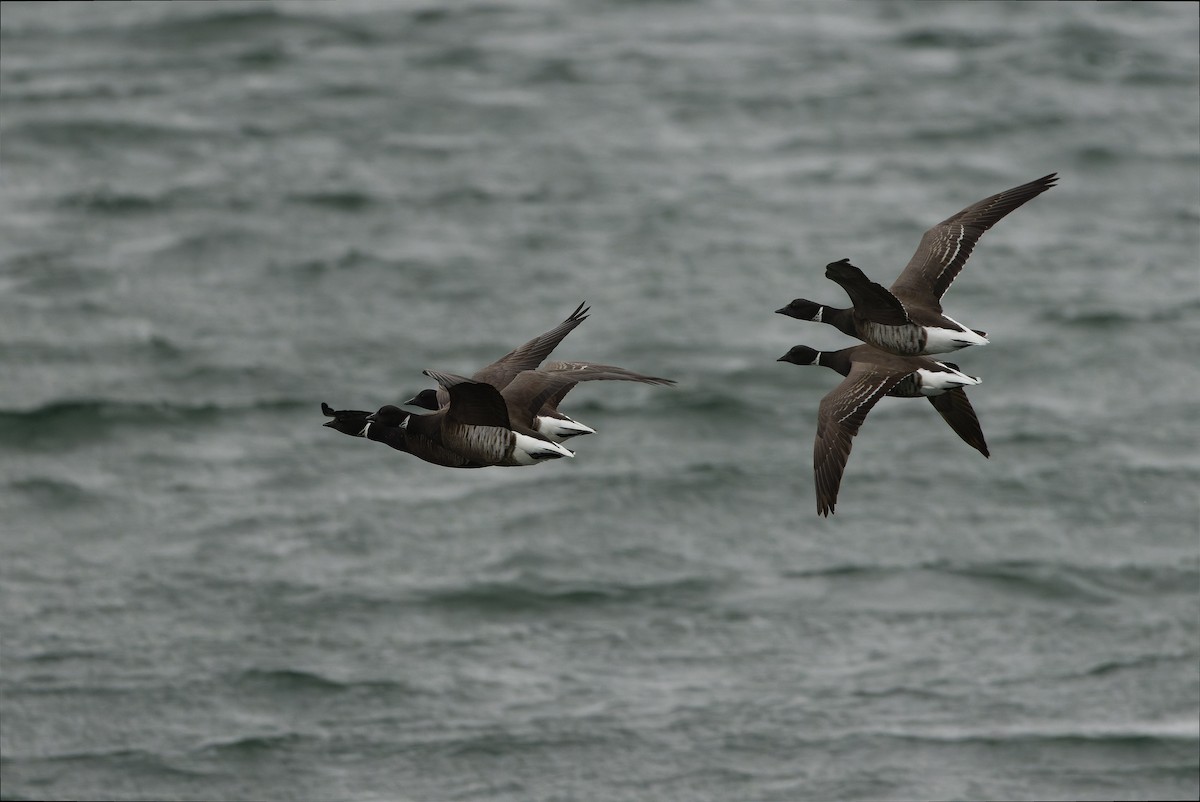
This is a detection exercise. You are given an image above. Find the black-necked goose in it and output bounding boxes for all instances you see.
[777,173,1058,355]
[321,402,488,467]
[406,302,590,414]
[777,344,986,517]
[417,361,676,442]
[370,380,574,468]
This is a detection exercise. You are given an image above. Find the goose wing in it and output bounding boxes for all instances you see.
[813,362,907,517]
[470,302,590,389]
[927,388,990,458]
[501,363,676,426]
[823,258,911,325]
[890,173,1058,308]
[440,379,513,429]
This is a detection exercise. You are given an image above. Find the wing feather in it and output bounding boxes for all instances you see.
[891,173,1057,307]
[813,364,906,516]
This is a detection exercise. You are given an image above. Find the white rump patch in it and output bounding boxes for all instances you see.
[512,432,575,465]
[537,415,595,441]
[917,365,982,396]
[922,319,989,353]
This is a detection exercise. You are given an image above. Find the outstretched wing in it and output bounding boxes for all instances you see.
[813,363,907,517]
[423,369,474,391]
[538,361,676,386]
[890,173,1058,308]
[471,302,590,389]
[501,363,676,426]
[927,388,989,458]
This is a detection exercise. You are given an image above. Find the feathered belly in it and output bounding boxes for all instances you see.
[888,374,924,398]
[858,321,926,356]
[447,426,514,464]
[406,436,489,468]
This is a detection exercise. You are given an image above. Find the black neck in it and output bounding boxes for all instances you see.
[365,423,410,454]
[817,348,853,377]
[821,306,858,338]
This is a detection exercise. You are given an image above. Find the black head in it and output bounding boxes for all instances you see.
[367,404,411,427]
[321,402,371,436]
[404,388,440,411]
[775,299,824,321]
[777,345,821,366]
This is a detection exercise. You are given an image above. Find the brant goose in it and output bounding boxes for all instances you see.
[321,402,487,467]
[415,361,676,441]
[408,302,591,412]
[777,344,985,517]
[369,380,574,468]
[777,173,1058,355]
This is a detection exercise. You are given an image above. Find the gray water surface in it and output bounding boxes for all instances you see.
[2,2,1198,800]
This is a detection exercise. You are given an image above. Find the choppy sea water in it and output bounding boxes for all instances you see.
[1,2,1197,800]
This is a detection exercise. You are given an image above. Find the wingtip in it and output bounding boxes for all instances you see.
[569,301,591,321]
[824,258,864,281]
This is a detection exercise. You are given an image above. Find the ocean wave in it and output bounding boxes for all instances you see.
[230,668,419,698]
[6,117,225,151]
[285,190,380,211]
[267,247,437,278]
[894,27,1015,50]
[0,398,308,448]
[120,6,380,48]
[1080,651,1199,679]
[441,725,634,759]
[862,718,1199,746]
[780,559,1199,604]
[415,574,718,613]
[9,476,100,506]
[56,186,176,215]
[1042,300,1198,327]
[232,668,347,693]
[6,747,210,777]
[196,731,315,757]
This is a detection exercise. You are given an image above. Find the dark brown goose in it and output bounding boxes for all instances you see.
[420,361,676,441]
[777,344,986,517]
[369,381,574,468]
[320,402,487,468]
[777,173,1058,355]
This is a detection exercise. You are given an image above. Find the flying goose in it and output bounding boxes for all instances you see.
[777,344,985,516]
[369,380,574,467]
[777,173,1058,355]
[320,402,487,467]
